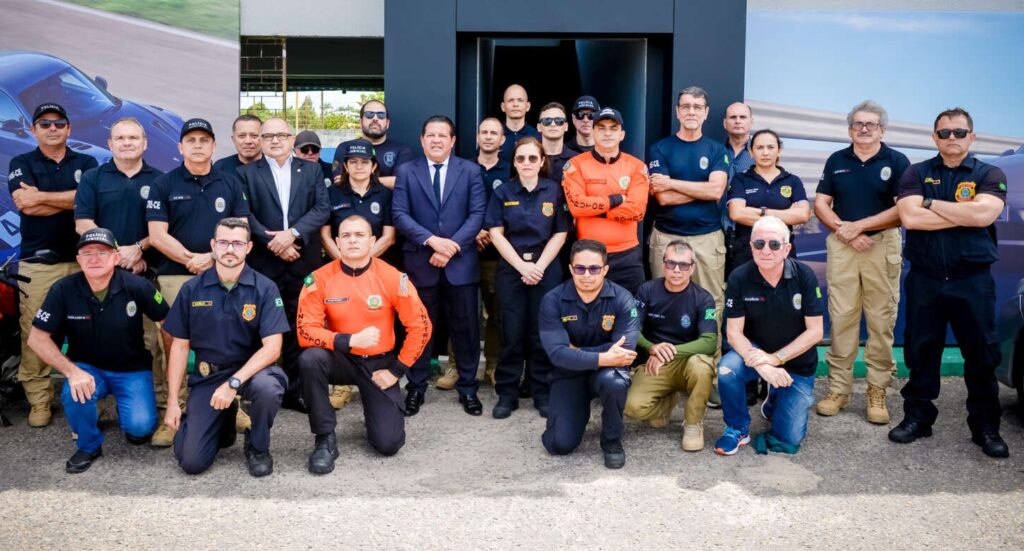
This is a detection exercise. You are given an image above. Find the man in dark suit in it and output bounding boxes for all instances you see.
[392,115,487,416]
[237,117,329,410]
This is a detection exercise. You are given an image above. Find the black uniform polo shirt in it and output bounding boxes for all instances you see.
[327,183,393,239]
[499,124,542,161]
[478,158,512,261]
[7,147,98,261]
[162,265,289,365]
[724,258,824,376]
[727,168,808,242]
[547,148,577,184]
[332,138,414,179]
[484,177,570,258]
[212,154,246,175]
[897,154,1007,279]
[538,279,640,373]
[145,164,250,276]
[816,143,910,232]
[32,269,168,372]
[635,278,717,345]
[75,160,162,246]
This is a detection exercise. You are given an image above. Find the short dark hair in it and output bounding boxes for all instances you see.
[676,86,708,107]
[421,115,455,136]
[215,217,251,241]
[360,100,388,118]
[232,114,262,132]
[509,136,550,180]
[663,240,694,260]
[539,102,566,115]
[570,239,608,265]
[934,107,973,132]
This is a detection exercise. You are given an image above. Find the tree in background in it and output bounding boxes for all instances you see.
[241,91,385,130]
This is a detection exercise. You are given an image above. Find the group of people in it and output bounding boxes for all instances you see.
[6,82,1009,475]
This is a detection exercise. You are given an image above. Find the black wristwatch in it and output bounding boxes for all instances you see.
[760,206,767,217]
[922,198,933,210]
[228,376,242,390]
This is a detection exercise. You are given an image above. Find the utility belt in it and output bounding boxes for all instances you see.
[192,360,245,377]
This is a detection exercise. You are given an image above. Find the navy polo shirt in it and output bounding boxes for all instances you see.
[727,168,808,241]
[212,154,245,175]
[484,177,570,258]
[478,158,511,261]
[333,138,414,179]
[162,265,290,365]
[538,279,640,373]
[145,164,250,276]
[726,145,754,181]
[499,124,542,161]
[816,143,909,229]
[7,147,98,261]
[327,183,393,239]
[648,135,730,236]
[898,154,1007,279]
[565,136,594,155]
[547,148,577,184]
[724,258,824,376]
[32,269,169,373]
[635,279,717,346]
[75,161,162,247]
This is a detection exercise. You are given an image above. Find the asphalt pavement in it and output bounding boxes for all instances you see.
[1,377,1023,550]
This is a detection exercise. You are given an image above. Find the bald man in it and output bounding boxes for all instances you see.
[498,84,541,162]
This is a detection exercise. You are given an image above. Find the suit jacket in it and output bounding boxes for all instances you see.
[238,156,329,283]
[392,155,485,287]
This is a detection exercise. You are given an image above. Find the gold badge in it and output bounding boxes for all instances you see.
[601,314,615,331]
[954,181,976,202]
[198,361,210,377]
[780,185,792,198]
[542,202,554,217]
[242,303,256,321]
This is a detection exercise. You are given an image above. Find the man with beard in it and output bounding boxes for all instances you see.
[334,100,414,189]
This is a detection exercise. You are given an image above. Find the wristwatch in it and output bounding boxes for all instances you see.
[922,198,933,210]
[228,376,242,390]
[760,206,767,217]
[289,227,301,239]
[775,351,787,365]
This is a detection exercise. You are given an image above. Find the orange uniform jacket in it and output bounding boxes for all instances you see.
[562,150,650,253]
[296,258,432,374]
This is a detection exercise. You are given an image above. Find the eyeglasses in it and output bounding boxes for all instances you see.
[260,133,292,141]
[539,117,566,126]
[751,239,785,251]
[571,264,604,275]
[298,145,320,154]
[514,154,540,164]
[851,121,881,131]
[214,240,248,251]
[36,119,69,129]
[663,259,694,271]
[363,111,387,120]
[677,104,706,112]
[78,250,113,259]
[573,112,594,121]
[936,128,970,140]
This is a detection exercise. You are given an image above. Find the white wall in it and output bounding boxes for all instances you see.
[241,0,383,37]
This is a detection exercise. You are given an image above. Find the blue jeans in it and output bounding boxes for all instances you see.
[717,350,815,445]
[61,363,158,453]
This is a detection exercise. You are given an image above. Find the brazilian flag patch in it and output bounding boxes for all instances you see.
[304,274,315,287]
[815,287,822,299]
[275,297,284,307]
[153,290,163,304]
[704,308,717,320]
[629,307,638,318]
[999,182,1007,192]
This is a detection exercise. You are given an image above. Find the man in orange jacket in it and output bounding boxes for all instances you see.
[296,215,431,474]
[562,107,649,294]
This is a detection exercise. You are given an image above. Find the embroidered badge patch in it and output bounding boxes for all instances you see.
[242,303,257,321]
[601,314,615,331]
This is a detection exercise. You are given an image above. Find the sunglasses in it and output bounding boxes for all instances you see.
[77,250,113,259]
[363,111,388,120]
[571,264,603,275]
[540,117,566,126]
[663,259,694,271]
[36,119,69,129]
[751,239,785,251]
[573,112,595,121]
[936,128,970,140]
[299,145,320,154]
[514,154,540,164]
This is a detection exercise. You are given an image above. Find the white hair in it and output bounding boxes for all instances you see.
[751,215,790,243]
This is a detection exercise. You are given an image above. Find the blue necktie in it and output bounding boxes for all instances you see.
[432,163,443,204]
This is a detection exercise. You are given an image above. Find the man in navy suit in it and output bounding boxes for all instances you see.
[392,115,487,416]
[237,117,329,411]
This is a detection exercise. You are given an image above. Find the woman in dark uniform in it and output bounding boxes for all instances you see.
[726,129,810,274]
[486,137,570,419]
[320,139,395,261]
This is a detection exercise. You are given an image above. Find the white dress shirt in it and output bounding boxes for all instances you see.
[428,156,450,199]
[267,155,293,229]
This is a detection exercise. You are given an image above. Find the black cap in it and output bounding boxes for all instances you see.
[32,103,68,123]
[594,107,624,127]
[77,228,118,250]
[294,131,321,148]
[572,96,600,113]
[180,118,215,141]
[341,139,374,160]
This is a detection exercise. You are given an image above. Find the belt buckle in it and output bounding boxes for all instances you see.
[523,252,533,261]
[198,361,210,377]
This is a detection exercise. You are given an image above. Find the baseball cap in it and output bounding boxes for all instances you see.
[180,118,215,141]
[341,139,374,160]
[572,96,600,113]
[77,228,118,250]
[295,130,321,149]
[594,107,624,127]
[32,103,68,123]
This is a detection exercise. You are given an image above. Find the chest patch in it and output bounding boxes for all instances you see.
[618,176,630,190]
[214,197,226,213]
[601,314,615,331]
[780,185,792,198]
[542,202,554,217]
[880,166,892,180]
[242,303,257,321]
[954,181,976,202]
[140,185,150,199]
[792,293,803,310]
[680,314,691,329]
[126,301,137,317]
[561,315,578,322]
[370,201,381,214]
[367,295,383,309]
[324,297,348,304]
[699,156,709,170]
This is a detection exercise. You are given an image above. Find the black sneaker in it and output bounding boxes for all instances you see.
[66,447,102,474]
[601,440,625,469]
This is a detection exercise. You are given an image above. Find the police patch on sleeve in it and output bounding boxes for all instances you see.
[999,182,1007,192]
[274,297,284,308]
[303,274,317,291]
[629,307,637,318]
[815,287,822,299]
[563,160,575,174]
[399,273,410,297]
[704,308,717,320]
[153,290,163,304]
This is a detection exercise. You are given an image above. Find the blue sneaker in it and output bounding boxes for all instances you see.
[714,427,750,456]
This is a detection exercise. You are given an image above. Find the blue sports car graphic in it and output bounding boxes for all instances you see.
[0,50,184,256]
